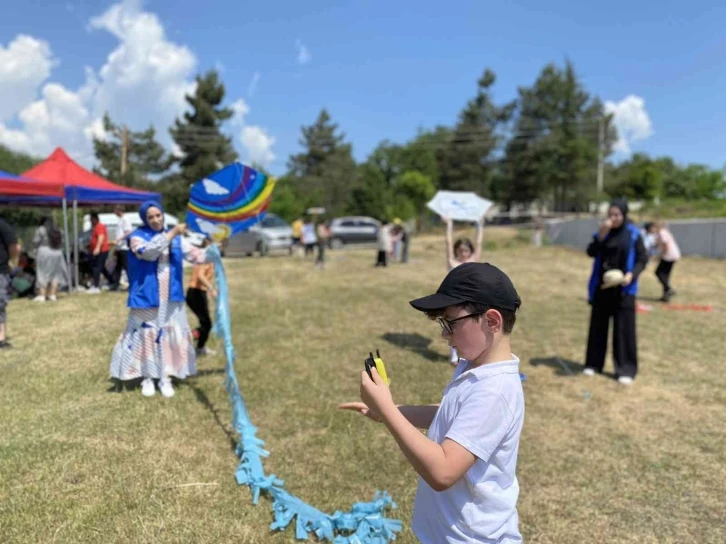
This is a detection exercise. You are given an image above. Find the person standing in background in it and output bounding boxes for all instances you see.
[111,205,132,291]
[584,199,648,385]
[444,215,485,365]
[649,221,681,302]
[375,221,393,267]
[87,212,113,294]
[315,219,330,269]
[186,239,217,357]
[291,216,304,257]
[301,216,317,258]
[33,221,66,302]
[0,217,20,349]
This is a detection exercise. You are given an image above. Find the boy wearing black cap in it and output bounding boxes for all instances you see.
[340,262,524,543]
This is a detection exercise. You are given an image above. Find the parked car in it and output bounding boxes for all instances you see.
[223,213,293,257]
[328,216,381,249]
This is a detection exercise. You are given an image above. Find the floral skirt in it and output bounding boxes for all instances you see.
[110,300,196,381]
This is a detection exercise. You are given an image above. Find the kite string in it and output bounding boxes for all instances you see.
[206,245,402,542]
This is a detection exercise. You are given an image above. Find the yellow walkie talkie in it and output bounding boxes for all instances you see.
[364,350,390,386]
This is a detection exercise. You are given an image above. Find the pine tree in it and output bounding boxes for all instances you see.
[438,69,514,195]
[287,109,357,216]
[166,70,237,213]
[501,61,616,211]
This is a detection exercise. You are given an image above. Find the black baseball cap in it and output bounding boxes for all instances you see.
[409,262,521,312]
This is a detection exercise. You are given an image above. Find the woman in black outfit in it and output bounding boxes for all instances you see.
[584,199,648,385]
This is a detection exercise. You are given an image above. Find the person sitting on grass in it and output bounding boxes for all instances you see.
[340,262,524,543]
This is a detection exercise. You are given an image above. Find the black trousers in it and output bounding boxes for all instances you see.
[92,252,113,288]
[585,290,638,379]
[375,250,387,267]
[186,288,211,349]
[111,250,128,287]
[655,260,675,294]
[305,243,315,256]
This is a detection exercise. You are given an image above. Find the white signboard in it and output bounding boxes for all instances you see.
[426,191,493,222]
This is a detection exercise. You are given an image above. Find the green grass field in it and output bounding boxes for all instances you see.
[2,229,725,543]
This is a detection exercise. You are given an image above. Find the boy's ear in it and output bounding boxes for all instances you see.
[483,309,503,333]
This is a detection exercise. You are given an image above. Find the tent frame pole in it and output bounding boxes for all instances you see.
[73,200,79,291]
[61,198,72,293]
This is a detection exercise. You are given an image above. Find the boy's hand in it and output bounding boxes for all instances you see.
[360,367,394,420]
[337,402,381,422]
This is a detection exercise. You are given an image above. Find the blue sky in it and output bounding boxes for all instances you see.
[1,0,725,174]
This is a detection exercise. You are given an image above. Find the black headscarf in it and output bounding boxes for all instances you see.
[601,198,632,272]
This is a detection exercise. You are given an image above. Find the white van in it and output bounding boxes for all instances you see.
[82,212,208,249]
[82,212,179,241]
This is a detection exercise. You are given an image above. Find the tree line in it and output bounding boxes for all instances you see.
[1,61,724,226]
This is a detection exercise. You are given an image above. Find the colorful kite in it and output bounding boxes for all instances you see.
[187,162,275,241]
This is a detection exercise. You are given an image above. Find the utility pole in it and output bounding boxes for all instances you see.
[596,117,604,194]
[120,125,129,178]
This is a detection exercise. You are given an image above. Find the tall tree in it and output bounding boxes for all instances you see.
[93,113,172,189]
[166,70,237,213]
[438,69,514,195]
[502,61,616,211]
[287,109,358,216]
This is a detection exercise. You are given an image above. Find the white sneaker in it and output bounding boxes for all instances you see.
[159,377,175,398]
[196,347,216,357]
[101,285,110,292]
[33,296,46,303]
[141,378,156,397]
[583,368,596,377]
[618,376,634,386]
[86,287,101,295]
[48,295,57,302]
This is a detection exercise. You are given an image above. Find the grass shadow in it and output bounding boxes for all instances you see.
[530,356,616,379]
[106,378,143,393]
[381,332,444,363]
[194,368,226,377]
[186,382,238,453]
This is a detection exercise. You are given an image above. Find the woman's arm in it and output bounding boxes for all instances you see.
[129,234,171,261]
[444,217,455,268]
[473,216,485,261]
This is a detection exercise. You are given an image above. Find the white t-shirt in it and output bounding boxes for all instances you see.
[377,224,392,252]
[302,223,317,245]
[412,356,524,543]
[115,215,132,251]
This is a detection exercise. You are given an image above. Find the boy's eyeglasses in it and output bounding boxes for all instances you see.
[436,312,485,335]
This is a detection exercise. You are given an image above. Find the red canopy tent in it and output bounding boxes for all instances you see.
[0,172,65,199]
[22,147,160,204]
[19,148,162,290]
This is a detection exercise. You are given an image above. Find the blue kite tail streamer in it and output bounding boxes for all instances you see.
[206,245,401,542]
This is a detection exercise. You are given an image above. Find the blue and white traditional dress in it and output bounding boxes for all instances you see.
[110,202,206,382]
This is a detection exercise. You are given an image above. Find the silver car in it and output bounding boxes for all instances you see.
[329,216,381,249]
[223,213,293,257]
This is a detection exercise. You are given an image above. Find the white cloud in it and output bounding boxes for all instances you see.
[230,98,250,126]
[0,0,276,171]
[240,125,276,166]
[0,35,56,122]
[0,0,197,164]
[296,39,311,65]
[605,95,653,154]
[248,71,260,97]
